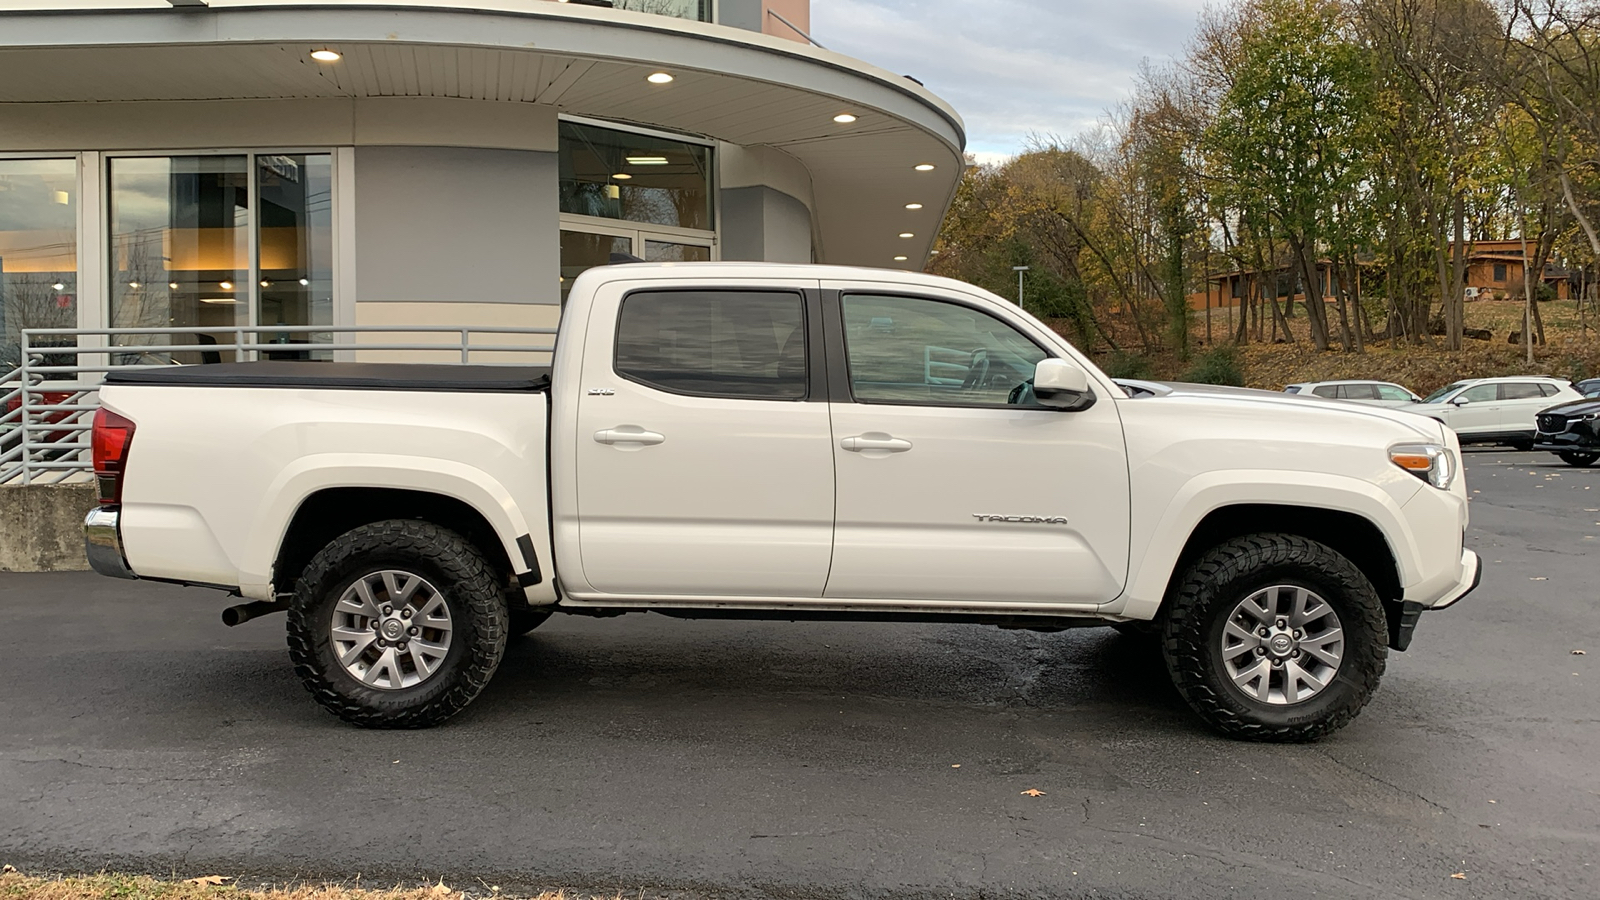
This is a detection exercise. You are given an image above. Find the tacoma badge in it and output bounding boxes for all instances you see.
[972,514,1070,524]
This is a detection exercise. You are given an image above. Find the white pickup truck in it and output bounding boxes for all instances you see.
[82,264,1480,741]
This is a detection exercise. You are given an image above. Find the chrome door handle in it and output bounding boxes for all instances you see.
[840,433,912,453]
[594,426,665,446]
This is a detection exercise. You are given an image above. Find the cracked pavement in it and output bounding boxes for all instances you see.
[1,450,1596,899]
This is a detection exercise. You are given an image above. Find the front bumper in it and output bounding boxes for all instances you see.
[84,506,137,580]
[1391,549,1481,651]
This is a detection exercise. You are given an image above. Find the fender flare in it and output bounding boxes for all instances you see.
[1109,469,1423,621]
[236,453,535,595]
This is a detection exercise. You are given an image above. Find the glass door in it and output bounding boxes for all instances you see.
[559,220,715,305]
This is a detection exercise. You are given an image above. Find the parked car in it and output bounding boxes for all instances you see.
[1533,397,1600,467]
[1575,378,1600,398]
[1398,376,1583,448]
[1285,380,1422,407]
[82,263,1480,742]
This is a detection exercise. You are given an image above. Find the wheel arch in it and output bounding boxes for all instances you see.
[273,487,519,595]
[1162,504,1403,607]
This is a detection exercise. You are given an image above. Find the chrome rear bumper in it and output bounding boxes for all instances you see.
[84,507,137,580]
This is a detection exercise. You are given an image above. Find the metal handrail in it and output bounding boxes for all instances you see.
[1,323,557,486]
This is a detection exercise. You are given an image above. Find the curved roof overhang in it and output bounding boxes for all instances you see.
[0,2,965,271]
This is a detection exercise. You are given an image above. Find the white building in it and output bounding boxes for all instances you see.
[0,0,964,364]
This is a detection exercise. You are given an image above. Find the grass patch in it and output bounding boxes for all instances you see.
[0,872,629,900]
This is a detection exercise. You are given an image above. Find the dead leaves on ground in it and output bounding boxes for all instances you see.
[1020,788,1046,797]
[186,877,232,887]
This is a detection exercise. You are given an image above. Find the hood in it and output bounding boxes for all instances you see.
[1540,397,1600,417]
[1119,380,1447,441]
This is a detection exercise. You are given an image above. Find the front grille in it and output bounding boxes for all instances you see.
[1537,414,1567,434]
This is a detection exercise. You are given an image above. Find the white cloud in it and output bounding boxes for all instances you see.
[811,0,1209,156]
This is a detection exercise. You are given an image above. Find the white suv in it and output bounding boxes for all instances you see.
[1285,380,1421,407]
[1399,376,1583,447]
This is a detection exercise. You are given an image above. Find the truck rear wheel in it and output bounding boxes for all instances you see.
[287,519,508,728]
[1558,450,1598,467]
[1160,533,1387,742]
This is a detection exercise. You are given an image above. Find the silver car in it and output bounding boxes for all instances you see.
[1284,380,1422,407]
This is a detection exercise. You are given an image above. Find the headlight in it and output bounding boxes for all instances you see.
[1391,443,1456,490]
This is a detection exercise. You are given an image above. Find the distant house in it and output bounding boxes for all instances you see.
[1188,240,1577,310]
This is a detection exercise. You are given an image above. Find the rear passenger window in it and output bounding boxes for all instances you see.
[614,290,807,400]
[1538,383,1560,397]
[1337,384,1378,400]
[1312,385,1338,398]
[1500,383,1543,400]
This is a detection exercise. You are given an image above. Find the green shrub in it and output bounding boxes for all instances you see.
[1179,345,1245,386]
[1102,351,1156,380]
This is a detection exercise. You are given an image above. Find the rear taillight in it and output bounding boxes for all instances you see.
[91,408,136,505]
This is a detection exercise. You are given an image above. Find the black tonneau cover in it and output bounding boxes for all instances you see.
[102,362,551,393]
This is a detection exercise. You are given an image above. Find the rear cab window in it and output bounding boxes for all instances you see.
[614,290,807,400]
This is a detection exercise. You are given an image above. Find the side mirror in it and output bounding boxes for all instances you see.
[1452,396,1471,406]
[1033,359,1096,411]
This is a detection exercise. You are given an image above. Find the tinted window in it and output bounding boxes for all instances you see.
[842,294,1048,407]
[1312,385,1339,398]
[1459,384,1498,403]
[1500,382,1543,400]
[1283,386,1302,394]
[1337,384,1378,400]
[1538,383,1560,397]
[1375,384,1413,401]
[615,290,806,399]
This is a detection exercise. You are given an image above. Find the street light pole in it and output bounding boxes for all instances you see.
[1012,265,1030,312]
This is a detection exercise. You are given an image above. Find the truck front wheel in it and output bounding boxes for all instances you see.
[1160,533,1387,742]
[287,520,508,728]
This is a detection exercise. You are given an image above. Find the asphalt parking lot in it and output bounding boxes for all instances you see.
[1,450,1596,900]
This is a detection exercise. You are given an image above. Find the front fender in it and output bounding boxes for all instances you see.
[1108,469,1424,620]
[235,453,534,599]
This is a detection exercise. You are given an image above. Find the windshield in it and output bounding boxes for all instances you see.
[1422,381,1468,403]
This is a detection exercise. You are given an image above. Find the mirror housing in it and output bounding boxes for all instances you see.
[1033,359,1096,411]
[1452,395,1471,406]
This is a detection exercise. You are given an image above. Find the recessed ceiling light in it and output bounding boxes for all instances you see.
[52,282,66,291]
[612,173,633,180]
[914,163,936,171]
[219,281,234,290]
[899,232,915,238]
[905,203,924,210]
[646,72,674,84]
[310,49,342,63]
[299,278,310,286]
[129,281,140,289]
[833,113,858,123]
[199,297,240,304]
[625,156,669,165]
[893,256,908,261]
[168,281,179,289]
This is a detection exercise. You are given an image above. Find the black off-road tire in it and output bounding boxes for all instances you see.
[1510,437,1536,452]
[1159,533,1388,742]
[1558,450,1599,468]
[287,519,508,728]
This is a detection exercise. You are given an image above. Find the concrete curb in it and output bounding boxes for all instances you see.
[0,484,98,572]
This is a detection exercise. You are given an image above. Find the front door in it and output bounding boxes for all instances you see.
[571,284,835,598]
[822,287,1131,606]
[1447,382,1502,436]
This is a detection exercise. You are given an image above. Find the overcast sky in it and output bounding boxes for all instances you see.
[811,0,1211,163]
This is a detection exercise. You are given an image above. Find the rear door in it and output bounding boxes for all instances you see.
[1498,381,1550,433]
[821,285,1130,606]
[569,283,835,598]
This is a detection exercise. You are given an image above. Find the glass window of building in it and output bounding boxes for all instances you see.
[559,121,712,231]
[0,159,78,370]
[108,153,332,364]
[110,156,250,362]
[613,0,711,20]
[256,154,333,359]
